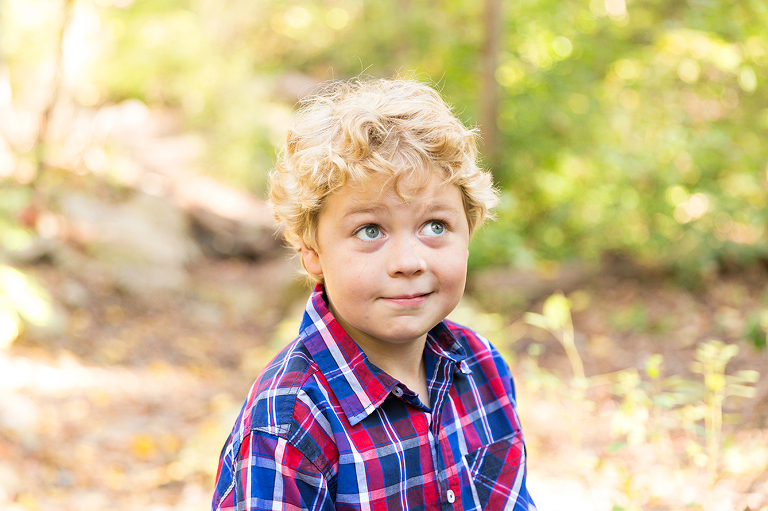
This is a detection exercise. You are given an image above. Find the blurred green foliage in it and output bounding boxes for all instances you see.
[2,0,768,273]
[521,292,760,482]
[470,1,768,272]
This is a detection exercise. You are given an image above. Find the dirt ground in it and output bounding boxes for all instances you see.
[2,254,767,511]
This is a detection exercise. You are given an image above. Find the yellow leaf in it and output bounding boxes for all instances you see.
[0,306,21,349]
[131,434,158,460]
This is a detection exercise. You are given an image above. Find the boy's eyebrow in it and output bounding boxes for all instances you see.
[423,202,463,215]
[341,204,389,218]
[342,201,462,219]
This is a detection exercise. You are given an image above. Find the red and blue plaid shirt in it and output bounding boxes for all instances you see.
[212,284,536,510]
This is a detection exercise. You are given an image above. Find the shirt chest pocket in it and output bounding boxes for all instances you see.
[462,433,526,510]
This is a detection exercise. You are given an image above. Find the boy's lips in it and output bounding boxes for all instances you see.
[381,292,431,306]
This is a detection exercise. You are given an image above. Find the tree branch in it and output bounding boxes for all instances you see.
[32,0,76,189]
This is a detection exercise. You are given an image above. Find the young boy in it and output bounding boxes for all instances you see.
[212,78,536,510]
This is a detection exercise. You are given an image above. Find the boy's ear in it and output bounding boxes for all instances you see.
[299,240,323,277]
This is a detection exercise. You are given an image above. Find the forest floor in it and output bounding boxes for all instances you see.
[2,251,768,511]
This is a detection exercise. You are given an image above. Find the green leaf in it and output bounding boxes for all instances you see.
[541,292,572,331]
[523,311,559,334]
[726,384,756,399]
[732,369,760,384]
[645,353,664,380]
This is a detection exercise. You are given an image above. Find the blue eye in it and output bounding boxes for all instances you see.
[355,225,382,240]
[423,221,446,237]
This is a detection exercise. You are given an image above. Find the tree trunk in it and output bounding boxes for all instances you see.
[34,0,75,184]
[479,0,503,169]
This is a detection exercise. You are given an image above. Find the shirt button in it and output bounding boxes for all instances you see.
[392,386,404,397]
[446,489,455,503]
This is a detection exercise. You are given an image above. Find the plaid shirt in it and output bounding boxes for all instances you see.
[212,285,536,510]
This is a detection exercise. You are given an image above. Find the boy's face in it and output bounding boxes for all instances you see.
[300,171,470,353]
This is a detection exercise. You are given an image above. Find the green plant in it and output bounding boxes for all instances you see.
[524,292,760,484]
[524,291,585,380]
[745,308,768,350]
[608,368,653,445]
[689,340,759,481]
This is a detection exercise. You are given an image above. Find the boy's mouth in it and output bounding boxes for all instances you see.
[382,293,431,306]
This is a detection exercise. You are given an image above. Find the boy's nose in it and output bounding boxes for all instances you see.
[386,236,427,277]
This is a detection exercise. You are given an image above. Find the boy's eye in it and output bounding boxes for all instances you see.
[423,221,446,237]
[355,225,383,240]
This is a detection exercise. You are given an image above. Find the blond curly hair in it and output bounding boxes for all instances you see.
[268,77,498,277]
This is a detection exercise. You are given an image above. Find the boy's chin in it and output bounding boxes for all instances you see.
[363,325,436,346]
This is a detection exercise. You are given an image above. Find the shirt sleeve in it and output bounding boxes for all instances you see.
[212,430,335,511]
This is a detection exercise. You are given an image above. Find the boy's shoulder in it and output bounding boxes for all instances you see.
[442,318,499,360]
[212,335,339,508]
[235,319,498,432]
[237,336,322,436]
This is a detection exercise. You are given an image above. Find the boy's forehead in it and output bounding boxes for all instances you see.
[322,171,463,219]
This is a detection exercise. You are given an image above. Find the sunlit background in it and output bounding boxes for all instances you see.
[1,0,768,510]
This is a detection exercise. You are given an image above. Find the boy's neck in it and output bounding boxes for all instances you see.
[361,336,430,406]
[327,301,431,406]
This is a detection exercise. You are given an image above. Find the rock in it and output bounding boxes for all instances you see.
[92,100,285,260]
[467,261,596,310]
[175,175,285,260]
[58,191,201,295]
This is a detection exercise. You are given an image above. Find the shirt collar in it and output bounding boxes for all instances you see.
[425,321,473,376]
[299,284,468,425]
